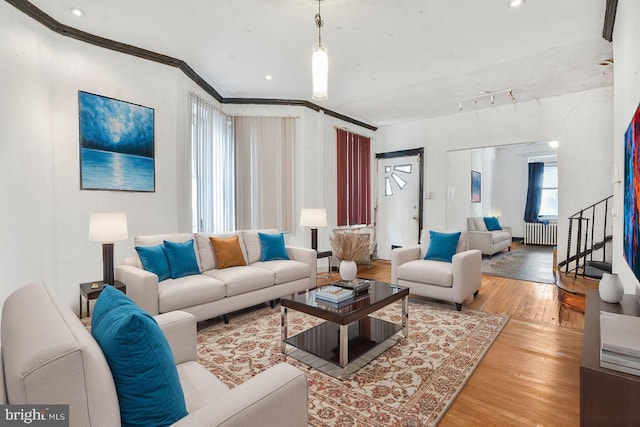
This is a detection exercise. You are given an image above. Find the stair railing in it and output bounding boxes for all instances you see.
[562,195,613,277]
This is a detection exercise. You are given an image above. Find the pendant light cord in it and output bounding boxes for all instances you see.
[315,1,323,44]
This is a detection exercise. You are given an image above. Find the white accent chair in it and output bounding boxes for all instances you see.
[466,217,512,258]
[0,283,308,427]
[391,230,482,311]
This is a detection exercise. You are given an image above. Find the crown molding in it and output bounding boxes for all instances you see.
[5,0,377,131]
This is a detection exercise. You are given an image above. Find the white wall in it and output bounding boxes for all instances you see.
[612,0,640,293]
[0,3,372,314]
[376,87,613,262]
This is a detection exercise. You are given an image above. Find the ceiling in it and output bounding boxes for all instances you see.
[23,0,614,128]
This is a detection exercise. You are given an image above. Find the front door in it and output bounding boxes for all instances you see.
[375,149,423,260]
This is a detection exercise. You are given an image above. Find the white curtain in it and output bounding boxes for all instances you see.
[190,94,235,233]
[234,117,295,231]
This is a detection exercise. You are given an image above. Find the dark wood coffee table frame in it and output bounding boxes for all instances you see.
[280,281,409,378]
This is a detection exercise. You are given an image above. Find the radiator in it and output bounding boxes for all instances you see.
[524,222,558,245]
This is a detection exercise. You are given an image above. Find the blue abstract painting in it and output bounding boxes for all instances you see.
[624,103,640,280]
[79,91,155,192]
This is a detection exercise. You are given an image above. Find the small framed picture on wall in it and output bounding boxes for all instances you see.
[471,170,481,202]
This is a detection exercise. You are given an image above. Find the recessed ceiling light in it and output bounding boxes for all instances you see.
[508,0,525,8]
[70,8,85,16]
[265,74,273,80]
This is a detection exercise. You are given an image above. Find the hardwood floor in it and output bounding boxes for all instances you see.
[322,260,584,426]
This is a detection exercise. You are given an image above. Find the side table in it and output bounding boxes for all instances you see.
[316,250,332,279]
[79,280,126,318]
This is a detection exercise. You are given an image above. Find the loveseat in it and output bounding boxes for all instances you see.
[391,230,482,311]
[466,216,512,257]
[0,282,308,426]
[115,229,316,322]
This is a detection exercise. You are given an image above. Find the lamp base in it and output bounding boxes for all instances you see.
[310,228,318,251]
[102,243,115,286]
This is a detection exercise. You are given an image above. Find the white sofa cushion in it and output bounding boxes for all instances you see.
[241,229,278,264]
[204,266,274,297]
[159,275,226,313]
[397,259,453,288]
[472,217,488,231]
[252,260,311,285]
[491,230,511,243]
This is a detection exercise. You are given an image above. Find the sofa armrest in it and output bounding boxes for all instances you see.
[287,246,317,289]
[115,264,160,315]
[502,226,512,236]
[390,245,421,284]
[451,249,482,302]
[171,363,308,427]
[467,231,494,253]
[156,311,197,365]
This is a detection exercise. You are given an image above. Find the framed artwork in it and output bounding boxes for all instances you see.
[471,170,481,202]
[78,91,155,192]
[624,103,640,280]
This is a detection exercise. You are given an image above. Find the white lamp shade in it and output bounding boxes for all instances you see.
[300,208,327,228]
[312,43,328,100]
[89,212,128,242]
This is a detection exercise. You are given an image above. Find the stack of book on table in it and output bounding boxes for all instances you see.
[600,311,640,376]
[315,285,354,304]
[334,279,371,295]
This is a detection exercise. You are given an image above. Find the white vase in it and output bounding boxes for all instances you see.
[339,260,357,282]
[599,272,624,303]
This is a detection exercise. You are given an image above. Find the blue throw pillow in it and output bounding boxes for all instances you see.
[258,232,290,261]
[91,286,188,427]
[484,216,503,231]
[135,244,171,281]
[425,231,461,263]
[163,240,200,279]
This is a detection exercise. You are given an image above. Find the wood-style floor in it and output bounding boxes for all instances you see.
[320,260,584,426]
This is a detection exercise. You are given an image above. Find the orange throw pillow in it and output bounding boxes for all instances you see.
[209,235,247,269]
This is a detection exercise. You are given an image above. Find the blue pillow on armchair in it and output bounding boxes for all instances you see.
[91,286,188,427]
[425,231,461,263]
[484,216,503,231]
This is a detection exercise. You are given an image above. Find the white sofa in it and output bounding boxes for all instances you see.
[391,230,482,311]
[466,217,512,257]
[0,282,308,427]
[115,229,316,323]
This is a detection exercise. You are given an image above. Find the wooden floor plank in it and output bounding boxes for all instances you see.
[334,258,585,425]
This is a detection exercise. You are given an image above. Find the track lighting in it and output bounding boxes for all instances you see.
[457,88,516,112]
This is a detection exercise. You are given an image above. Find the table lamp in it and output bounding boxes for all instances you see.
[299,208,327,251]
[89,212,128,286]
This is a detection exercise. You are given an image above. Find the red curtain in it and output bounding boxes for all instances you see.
[336,129,371,226]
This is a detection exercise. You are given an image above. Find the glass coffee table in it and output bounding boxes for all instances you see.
[280,280,409,378]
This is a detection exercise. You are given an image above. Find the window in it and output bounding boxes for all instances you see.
[539,163,558,217]
[191,94,235,233]
[336,129,371,226]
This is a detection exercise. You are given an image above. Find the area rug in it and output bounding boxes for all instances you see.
[482,245,556,284]
[197,298,509,426]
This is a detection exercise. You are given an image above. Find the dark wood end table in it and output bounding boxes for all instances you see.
[316,249,332,278]
[79,280,126,318]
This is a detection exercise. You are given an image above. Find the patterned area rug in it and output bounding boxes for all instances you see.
[197,298,509,426]
[482,245,556,284]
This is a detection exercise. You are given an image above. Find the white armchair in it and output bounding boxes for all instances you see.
[391,230,481,311]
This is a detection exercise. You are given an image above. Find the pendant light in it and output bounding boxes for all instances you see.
[312,0,328,100]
